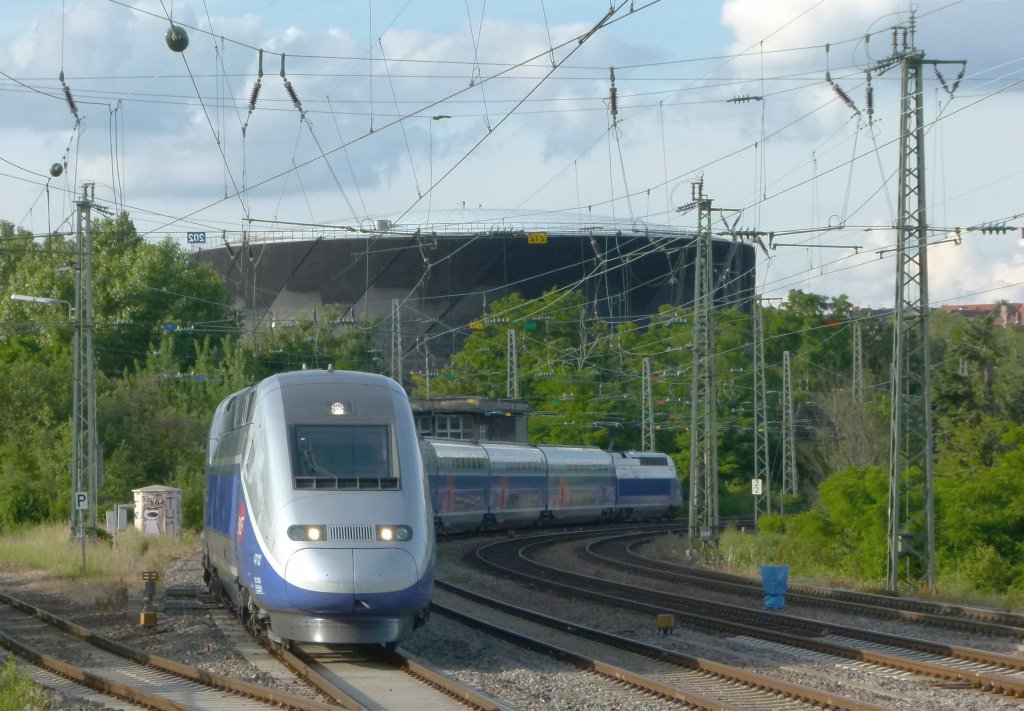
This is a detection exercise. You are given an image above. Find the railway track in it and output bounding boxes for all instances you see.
[433,579,888,710]
[0,591,338,710]
[585,530,1024,638]
[0,589,505,711]
[468,531,1024,701]
[274,639,512,711]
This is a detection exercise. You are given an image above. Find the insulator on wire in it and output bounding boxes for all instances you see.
[865,72,874,123]
[242,49,266,135]
[951,64,966,94]
[63,85,78,118]
[832,84,856,111]
[935,64,966,97]
[284,80,301,110]
[279,52,303,112]
[59,70,79,121]
[608,67,618,123]
[825,70,859,116]
[247,81,262,111]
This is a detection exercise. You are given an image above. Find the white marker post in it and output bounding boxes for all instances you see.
[751,478,763,526]
[75,491,89,570]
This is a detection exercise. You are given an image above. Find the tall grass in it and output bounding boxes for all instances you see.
[0,654,49,710]
[0,523,199,603]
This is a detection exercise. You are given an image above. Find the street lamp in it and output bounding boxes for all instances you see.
[10,293,73,319]
[9,293,84,569]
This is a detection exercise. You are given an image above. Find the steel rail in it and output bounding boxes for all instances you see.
[0,591,341,711]
[271,641,514,711]
[597,531,1024,636]
[472,536,1024,698]
[384,648,516,711]
[434,579,888,711]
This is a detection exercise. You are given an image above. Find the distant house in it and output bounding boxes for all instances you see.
[940,302,1024,327]
[411,396,530,443]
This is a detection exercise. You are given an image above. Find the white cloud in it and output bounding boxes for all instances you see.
[1,1,1022,308]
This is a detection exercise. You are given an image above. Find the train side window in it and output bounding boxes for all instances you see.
[233,390,255,429]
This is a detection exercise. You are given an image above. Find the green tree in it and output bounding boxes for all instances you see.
[0,214,239,528]
[936,425,1024,594]
[247,308,379,380]
[93,219,233,375]
[421,290,617,445]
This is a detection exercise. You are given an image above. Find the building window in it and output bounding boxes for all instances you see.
[434,415,464,439]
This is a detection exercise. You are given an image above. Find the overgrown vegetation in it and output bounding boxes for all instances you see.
[0,654,49,711]
[0,524,198,585]
[0,215,1021,603]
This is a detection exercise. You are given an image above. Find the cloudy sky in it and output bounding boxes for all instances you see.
[1,0,1022,309]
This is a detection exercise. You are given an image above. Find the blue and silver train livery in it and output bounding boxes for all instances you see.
[420,438,681,532]
[202,369,435,646]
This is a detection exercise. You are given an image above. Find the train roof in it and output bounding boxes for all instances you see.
[256,369,404,393]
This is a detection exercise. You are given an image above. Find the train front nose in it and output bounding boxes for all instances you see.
[284,547,420,613]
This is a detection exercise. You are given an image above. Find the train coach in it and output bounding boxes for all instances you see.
[202,369,435,647]
[419,438,681,532]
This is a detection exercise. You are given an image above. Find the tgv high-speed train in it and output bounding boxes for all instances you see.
[202,370,434,646]
[419,438,682,532]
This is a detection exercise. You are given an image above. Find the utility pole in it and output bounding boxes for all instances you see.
[72,183,98,569]
[422,337,432,397]
[641,357,655,452]
[853,320,865,405]
[781,350,796,508]
[873,17,962,593]
[390,299,402,385]
[506,328,519,399]
[684,180,718,549]
[752,298,771,521]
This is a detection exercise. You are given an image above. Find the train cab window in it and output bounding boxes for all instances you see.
[293,424,397,490]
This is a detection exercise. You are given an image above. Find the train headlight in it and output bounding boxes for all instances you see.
[287,525,326,541]
[376,525,412,542]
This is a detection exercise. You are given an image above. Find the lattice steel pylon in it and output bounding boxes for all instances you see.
[852,320,865,405]
[752,298,771,522]
[780,350,796,509]
[72,183,98,552]
[506,328,520,399]
[687,181,717,547]
[641,357,655,452]
[390,299,402,384]
[874,19,962,593]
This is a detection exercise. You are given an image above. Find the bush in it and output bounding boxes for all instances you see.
[0,653,49,710]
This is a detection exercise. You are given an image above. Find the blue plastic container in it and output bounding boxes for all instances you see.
[760,564,789,609]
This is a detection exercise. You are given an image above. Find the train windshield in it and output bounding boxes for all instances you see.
[292,424,397,490]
